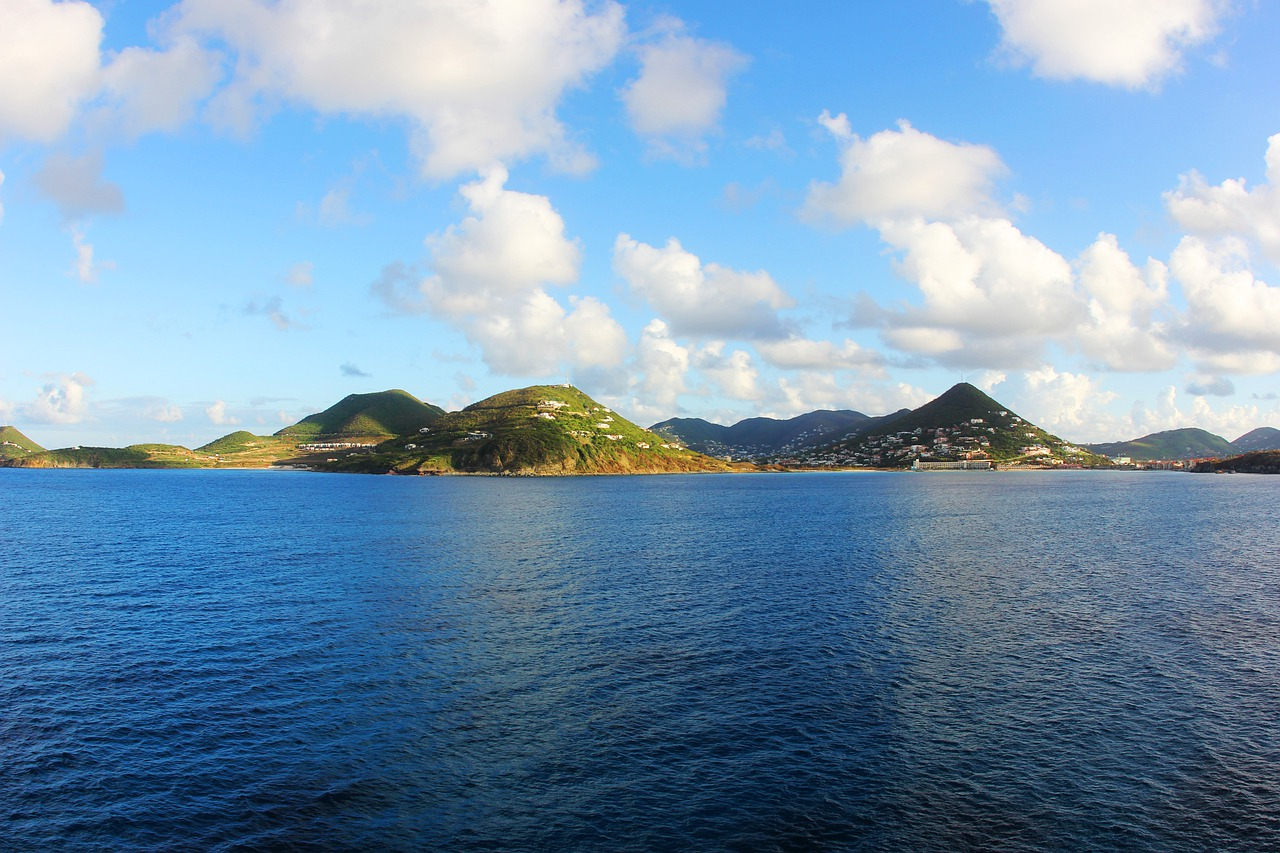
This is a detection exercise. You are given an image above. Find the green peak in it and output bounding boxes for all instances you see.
[0,425,45,456]
[277,389,445,438]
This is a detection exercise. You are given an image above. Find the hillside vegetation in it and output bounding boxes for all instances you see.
[1,426,45,460]
[650,409,901,459]
[7,444,210,469]
[324,385,735,475]
[1232,427,1280,452]
[1085,428,1236,461]
[277,389,444,439]
[798,383,1105,468]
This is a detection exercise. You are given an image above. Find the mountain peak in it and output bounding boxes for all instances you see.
[276,389,445,439]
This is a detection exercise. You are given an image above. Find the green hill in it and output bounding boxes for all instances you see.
[277,389,445,439]
[324,384,736,475]
[5,444,208,469]
[650,409,898,459]
[797,383,1104,468]
[1232,427,1280,452]
[0,426,45,460]
[1085,428,1235,461]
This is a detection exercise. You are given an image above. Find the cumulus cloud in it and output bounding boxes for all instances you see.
[175,0,624,178]
[755,336,884,373]
[145,401,184,422]
[1165,132,1280,266]
[803,116,1007,226]
[986,0,1227,89]
[98,36,223,138]
[205,400,239,425]
[0,1,222,144]
[696,344,761,401]
[376,166,626,375]
[34,151,125,220]
[0,0,103,142]
[613,234,793,340]
[1020,365,1120,438]
[24,372,94,424]
[622,19,747,161]
[1074,233,1176,371]
[1169,235,1280,372]
[632,319,690,415]
[857,216,1085,368]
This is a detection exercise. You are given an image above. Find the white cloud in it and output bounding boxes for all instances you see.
[98,36,223,137]
[1075,233,1176,371]
[34,151,125,220]
[613,234,793,340]
[1165,132,1280,265]
[24,372,94,424]
[145,402,185,422]
[696,344,761,401]
[755,336,884,373]
[205,400,239,425]
[1169,235,1280,371]
[622,20,747,161]
[986,0,1227,89]
[1114,385,1278,443]
[803,117,1007,226]
[1021,365,1119,437]
[563,295,628,369]
[631,319,690,416]
[175,0,625,178]
[0,0,103,142]
[427,167,580,301]
[70,225,113,284]
[377,166,625,376]
[863,216,1084,368]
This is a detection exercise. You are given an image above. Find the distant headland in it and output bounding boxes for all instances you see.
[3,383,1277,474]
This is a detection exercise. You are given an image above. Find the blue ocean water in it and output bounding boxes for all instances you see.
[2,468,1279,851]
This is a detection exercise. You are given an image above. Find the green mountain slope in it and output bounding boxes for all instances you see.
[1085,428,1235,461]
[277,389,445,439]
[1232,427,1280,452]
[0,426,45,459]
[325,384,735,475]
[5,444,209,469]
[799,383,1103,467]
[650,409,896,459]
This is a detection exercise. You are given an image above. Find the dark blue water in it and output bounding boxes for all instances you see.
[3,469,1279,851]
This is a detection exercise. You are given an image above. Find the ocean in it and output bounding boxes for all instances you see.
[3,468,1279,851]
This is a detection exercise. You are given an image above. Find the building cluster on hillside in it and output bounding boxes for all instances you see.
[796,419,998,468]
[787,414,1091,469]
[299,441,377,451]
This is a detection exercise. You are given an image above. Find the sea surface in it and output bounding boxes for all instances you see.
[2,468,1279,851]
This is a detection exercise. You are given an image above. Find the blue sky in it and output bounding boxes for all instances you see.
[2,0,1279,448]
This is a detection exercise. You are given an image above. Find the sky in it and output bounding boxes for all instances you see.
[2,0,1279,449]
